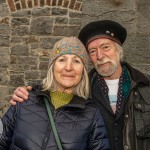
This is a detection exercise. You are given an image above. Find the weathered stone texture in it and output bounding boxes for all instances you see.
[39,37,61,49]
[30,17,53,35]
[1,17,9,24]
[69,11,82,18]
[53,25,80,36]
[0,69,9,85]
[0,35,9,46]
[10,36,23,43]
[17,56,38,69]
[55,16,68,24]
[124,34,150,67]
[25,78,42,86]
[9,74,24,87]
[136,2,150,34]
[32,7,51,16]
[39,61,49,70]
[69,18,82,25]
[0,47,9,54]
[11,45,29,56]
[0,24,10,35]
[11,10,31,17]
[11,18,30,26]
[12,26,29,36]
[24,36,39,44]
[25,70,40,79]
[40,70,47,79]
[0,3,9,17]
[0,86,9,102]
[0,55,10,68]
[30,43,39,49]
[52,8,68,15]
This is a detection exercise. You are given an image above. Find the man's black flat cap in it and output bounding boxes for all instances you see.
[78,20,127,47]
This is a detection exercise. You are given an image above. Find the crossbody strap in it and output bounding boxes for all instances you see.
[44,97,63,150]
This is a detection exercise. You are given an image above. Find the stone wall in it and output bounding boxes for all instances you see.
[0,0,150,117]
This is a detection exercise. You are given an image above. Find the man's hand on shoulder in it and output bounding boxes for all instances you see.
[10,86,32,105]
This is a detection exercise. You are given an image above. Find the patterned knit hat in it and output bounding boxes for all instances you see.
[49,37,89,70]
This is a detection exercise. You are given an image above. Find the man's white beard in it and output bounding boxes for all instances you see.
[95,57,120,77]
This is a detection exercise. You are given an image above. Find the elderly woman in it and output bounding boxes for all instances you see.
[0,37,110,150]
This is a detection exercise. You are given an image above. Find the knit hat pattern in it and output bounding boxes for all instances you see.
[49,37,89,70]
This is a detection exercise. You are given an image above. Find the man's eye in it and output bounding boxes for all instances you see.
[102,46,110,50]
[89,49,96,54]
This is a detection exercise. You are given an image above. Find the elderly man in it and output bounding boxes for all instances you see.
[10,20,150,150]
[78,20,150,150]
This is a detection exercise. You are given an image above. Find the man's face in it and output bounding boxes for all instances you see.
[87,38,122,78]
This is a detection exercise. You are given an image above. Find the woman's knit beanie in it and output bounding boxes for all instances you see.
[49,36,89,70]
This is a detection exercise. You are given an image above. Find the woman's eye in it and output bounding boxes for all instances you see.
[58,58,65,62]
[73,59,81,63]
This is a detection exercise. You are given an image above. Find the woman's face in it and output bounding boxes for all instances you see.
[54,54,84,93]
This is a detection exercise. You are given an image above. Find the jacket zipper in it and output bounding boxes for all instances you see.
[41,124,52,150]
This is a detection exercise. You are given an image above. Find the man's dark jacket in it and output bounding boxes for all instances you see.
[89,62,150,150]
[0,89,110,150]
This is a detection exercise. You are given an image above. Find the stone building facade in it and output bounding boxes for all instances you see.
[0,0,150,116]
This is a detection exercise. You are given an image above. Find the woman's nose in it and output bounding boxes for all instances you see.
[65,61,73,71]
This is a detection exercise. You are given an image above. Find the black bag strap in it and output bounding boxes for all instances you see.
[44,97,63,150]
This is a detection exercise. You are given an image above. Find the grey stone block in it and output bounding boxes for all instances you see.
[30,17,53,35]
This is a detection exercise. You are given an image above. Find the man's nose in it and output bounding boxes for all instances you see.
[97,49,104,60]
